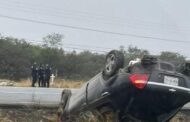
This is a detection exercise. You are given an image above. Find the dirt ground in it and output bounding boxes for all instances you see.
[0,108,189,122]
[170,110,190,122]
[0,108,57,122]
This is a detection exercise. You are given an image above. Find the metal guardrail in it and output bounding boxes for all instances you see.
[0,87,63,108]
[0,87,78,108]
[0,86,189,110]
[182,103,190,110]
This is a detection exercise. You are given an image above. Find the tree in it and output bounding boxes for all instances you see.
[119,45,126,54]
[125,45,149,64]
[159,51,185,65]
[43,33,63,48]
[0,34,188,81]
[0,37,31,80]
[78,51,105,79]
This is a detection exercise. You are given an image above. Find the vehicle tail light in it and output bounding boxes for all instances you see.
[129,74,149,89]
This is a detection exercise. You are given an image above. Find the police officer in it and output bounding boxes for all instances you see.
[38,64,45,87]
[45,64,52,88]
[31,62,38,87]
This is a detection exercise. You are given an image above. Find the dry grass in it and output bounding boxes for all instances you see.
[15,79,85,88]
[0,108,57,122]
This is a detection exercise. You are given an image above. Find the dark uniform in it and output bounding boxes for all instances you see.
[31,63,38,87]
[45,64,52,88]
[38,64,45,87]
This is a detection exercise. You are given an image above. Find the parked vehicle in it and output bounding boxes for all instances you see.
[58,50,190,122]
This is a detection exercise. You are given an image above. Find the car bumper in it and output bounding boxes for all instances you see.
[147,81,190,96]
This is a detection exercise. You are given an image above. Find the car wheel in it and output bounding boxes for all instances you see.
[103,50,124,80]
[61,89,70,107]
[57,89,71,121]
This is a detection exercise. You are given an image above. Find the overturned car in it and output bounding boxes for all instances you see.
[58,50,190,122]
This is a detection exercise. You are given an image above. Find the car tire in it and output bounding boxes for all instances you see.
[61,89,71,108]
[103,50,124,80]
[57,89,71,121]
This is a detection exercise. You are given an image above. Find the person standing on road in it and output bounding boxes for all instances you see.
[45,64,52,88]
[31,62,38,87]
[38,64,45,87]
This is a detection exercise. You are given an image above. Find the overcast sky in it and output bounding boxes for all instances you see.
[0,0,190,57]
